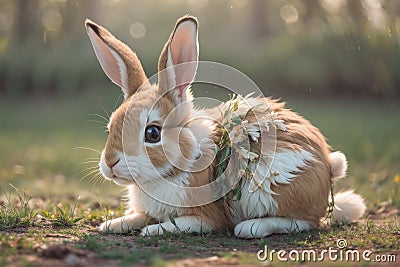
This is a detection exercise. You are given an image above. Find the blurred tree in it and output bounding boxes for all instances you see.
[15,0,38,43]
[62,0,101,40]
[302,0,324,24]
[250,0,269,37]
[384,0,400,44]
[0,0,399,99]
[346,0,367,32]
[82,0,100,20]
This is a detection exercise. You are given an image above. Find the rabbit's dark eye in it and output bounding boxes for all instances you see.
[145,125,161,143]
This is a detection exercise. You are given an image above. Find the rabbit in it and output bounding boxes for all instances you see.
[85,15,366,238]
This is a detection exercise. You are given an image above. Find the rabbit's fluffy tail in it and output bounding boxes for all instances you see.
[328,152,366,223]
[330,190,366,222]
[329,151,348,180]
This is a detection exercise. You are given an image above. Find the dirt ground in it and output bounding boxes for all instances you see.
[2,213,399,267]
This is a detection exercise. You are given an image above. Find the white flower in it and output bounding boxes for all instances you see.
[246,123,261,142]
[237,146,259,162]
[248,151,259,162]
[237,146,250,159]
[238,169,246,178]
[244,92,255,98]
[274,119,286,131]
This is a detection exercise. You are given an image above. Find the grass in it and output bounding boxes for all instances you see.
[0,184,37,229]
[0,92,399,266]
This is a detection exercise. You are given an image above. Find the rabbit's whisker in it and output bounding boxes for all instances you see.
[74,146,101,154]
[89,113,109,123]
[78,167,99,175]
[98,105,111,119]
[79,160,100,165]
[87,119,108,126]
[88,173,104,190]
[80,169,101,181]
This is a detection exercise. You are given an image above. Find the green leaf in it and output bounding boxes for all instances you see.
[169,216,177,227]
[216,147,231,166]
[232,187,242,201]
[55,206,65,216]
[73,217,83,223]
[231,117,242,126]
[233,101,239,111]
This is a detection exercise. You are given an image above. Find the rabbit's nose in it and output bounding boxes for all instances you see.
[107,159,120,169]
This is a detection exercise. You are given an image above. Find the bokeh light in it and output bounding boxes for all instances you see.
[280,5,299,24]
[129,22,146,38]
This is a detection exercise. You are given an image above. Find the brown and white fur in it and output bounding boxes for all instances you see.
[85,16,366,238]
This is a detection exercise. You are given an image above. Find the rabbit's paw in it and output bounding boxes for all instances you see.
[140,224,166,236]
[99,213,148,233]
[99,220,121,233]
[99,218,130,233]
[234,219,271,238]
[234,218,311,238]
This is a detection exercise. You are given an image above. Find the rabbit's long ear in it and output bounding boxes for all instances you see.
[85,19,148,99]
[158,16,198,102]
